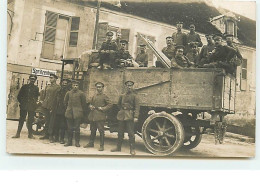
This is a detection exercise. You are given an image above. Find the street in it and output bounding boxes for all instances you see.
[6,120,255,158]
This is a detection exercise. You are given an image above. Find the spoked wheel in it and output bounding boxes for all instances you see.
[142,112,185,156]
[182,126,202,150]
[26,111,46,135]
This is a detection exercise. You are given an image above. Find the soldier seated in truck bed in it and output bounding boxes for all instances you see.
[115,40,134,68]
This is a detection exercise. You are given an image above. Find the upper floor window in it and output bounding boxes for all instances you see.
[240,59,247,91]
[41,11,80,60]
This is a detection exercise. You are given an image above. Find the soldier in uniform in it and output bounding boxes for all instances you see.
[39,74,61,141]
[99,31,118,69]
[204,33,238,75]
[172,22,187,48]
[135,44,148,67]
[114,31,122,48]
[50,79,70,144]
[64,80,86,147]
[12,74,39,139]
[186,24,203,53]
[85,82,112,151]
[115,40,133,67]
[186,42,199,65]
[171,45,193,68]
[197,34,215,67]
[111,81,140,155]
[162,36,176,60]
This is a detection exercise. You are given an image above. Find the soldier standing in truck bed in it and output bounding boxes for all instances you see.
[111,80,140,156]
[186,24,203,53]
[197,34,215,67]
[99,31,118,69]
[135,44,148,67]
[172,21,187,49]
[12,74,39,139]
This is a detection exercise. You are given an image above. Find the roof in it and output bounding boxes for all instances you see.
[82,1,256,48]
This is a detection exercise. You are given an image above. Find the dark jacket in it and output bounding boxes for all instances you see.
[99,40,118,64]
[162,45,175,60]
[171,55,192,68]
[64,89,86,119]
[54,86,69,115]
[88,93,112,122]
[41,83,60,110]
[17,83,39,111]
[136,52,148,67]
[117,91,140,121]
[172,32,187,46]
[198,44,215,66]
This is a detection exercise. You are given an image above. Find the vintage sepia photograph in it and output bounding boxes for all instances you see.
[6,0,256,157]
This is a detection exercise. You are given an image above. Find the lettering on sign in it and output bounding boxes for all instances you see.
[32,68,57,77]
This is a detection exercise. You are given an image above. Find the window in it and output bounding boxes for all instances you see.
[240,59,247,91]
[226,21,235,35]
[41,11,80,60]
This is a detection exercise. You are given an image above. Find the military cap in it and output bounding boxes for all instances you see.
[166,36,173,40]
[50,73,58,79]
[176,21,183,24]
[139,44,146,47]
[213,33,223,40]
[189,24,195,28]
[29,74,37,80]
[71,80,80,84]
[125,80,134,86]
[106,31,114,36]
[95,82,104,87]
[175,45,185,50]
[120,40,128,44]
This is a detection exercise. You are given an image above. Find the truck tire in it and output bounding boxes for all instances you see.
[142,112,185,156]
[182,126,202,150]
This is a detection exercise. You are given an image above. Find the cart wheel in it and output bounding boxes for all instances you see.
[26,111,46,135]
[142,112,185,156]
[182,126,202,150]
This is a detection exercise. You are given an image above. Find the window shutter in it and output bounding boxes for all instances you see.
[96,22,108,49]
[240,59,247,91]
[69,17,80,47]
[41,11,58,59]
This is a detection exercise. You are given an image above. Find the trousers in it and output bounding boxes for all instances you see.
[18,109,35,134]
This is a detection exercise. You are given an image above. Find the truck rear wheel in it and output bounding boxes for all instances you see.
[142,112,185,156]
[182,126,202,150]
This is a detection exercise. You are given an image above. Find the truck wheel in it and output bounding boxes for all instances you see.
[142,112,185,156]
[182,126,202,150]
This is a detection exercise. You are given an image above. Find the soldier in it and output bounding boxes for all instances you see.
[64,80,86,147]
[186,24,203,53]
[12,74,39,139]
[84,82,112,151]
[171,45,193,68]
[50,79,70,144]
[39,74,60,141]
[186,42,199,65]
[111,81,140,156]
[99,31,118,69]
[114,31,122,48]
[162,36,176,60]
[172,21,187,47]
[115,40,133,67]
[135,44,148,67]
[197,34,215,67]
[204,33,238,75]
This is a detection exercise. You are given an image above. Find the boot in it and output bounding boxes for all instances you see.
[98,132,104,151]
[129,138,136,156]
[60,130,65,144]
[75,132,80,147]
[12,122,23,138]
[84,131,96,148]
[111,134,123,152]
[64,131,73,147]
[49,135,55,143]
[28,132,35,139]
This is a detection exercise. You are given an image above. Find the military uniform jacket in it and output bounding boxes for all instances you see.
[209,45,237,63]
[186,32,203,47]
[136,52,148,66]
[115,49,132,60]
[186,51,199,64]
[88,93,112,122]
[199,44,215,61]
[54,87,69,115]
[42,83,60,110]
[171,55,192,68]
[64,89,86,120]
[117,91,140,121]
[99,40,118,62]
[172,32,187,46]
[162,45,175,60]
[17,83,39,111]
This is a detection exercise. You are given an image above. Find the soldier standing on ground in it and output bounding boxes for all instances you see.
[85,82,112,151]
[135,44,148,67]
[50,79,70,144]
[99,31,118,69]
[12,74,39,139]
[39,74,60,141]
[197,34,215,67]
[111,81,140,156]
[64,80,86,147]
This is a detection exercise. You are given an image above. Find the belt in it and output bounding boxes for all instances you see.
[122,107,133,110]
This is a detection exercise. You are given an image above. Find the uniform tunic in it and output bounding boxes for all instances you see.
[198,44,215,67]
[172,32,187,46]
[42,84,60,110]
[115,49,132,66]
[17,83,39,111]
[162,45,175,60]
[136,52,148,67]
[186,32,203,47]
[171,55,192,68]
[186,51,199,64]
[99,40,118,67]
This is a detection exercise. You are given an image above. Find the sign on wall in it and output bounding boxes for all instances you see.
[32,68,57,77]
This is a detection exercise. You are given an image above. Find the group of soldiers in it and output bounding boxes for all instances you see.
[99,21,242,75]
[12,73,139,155]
